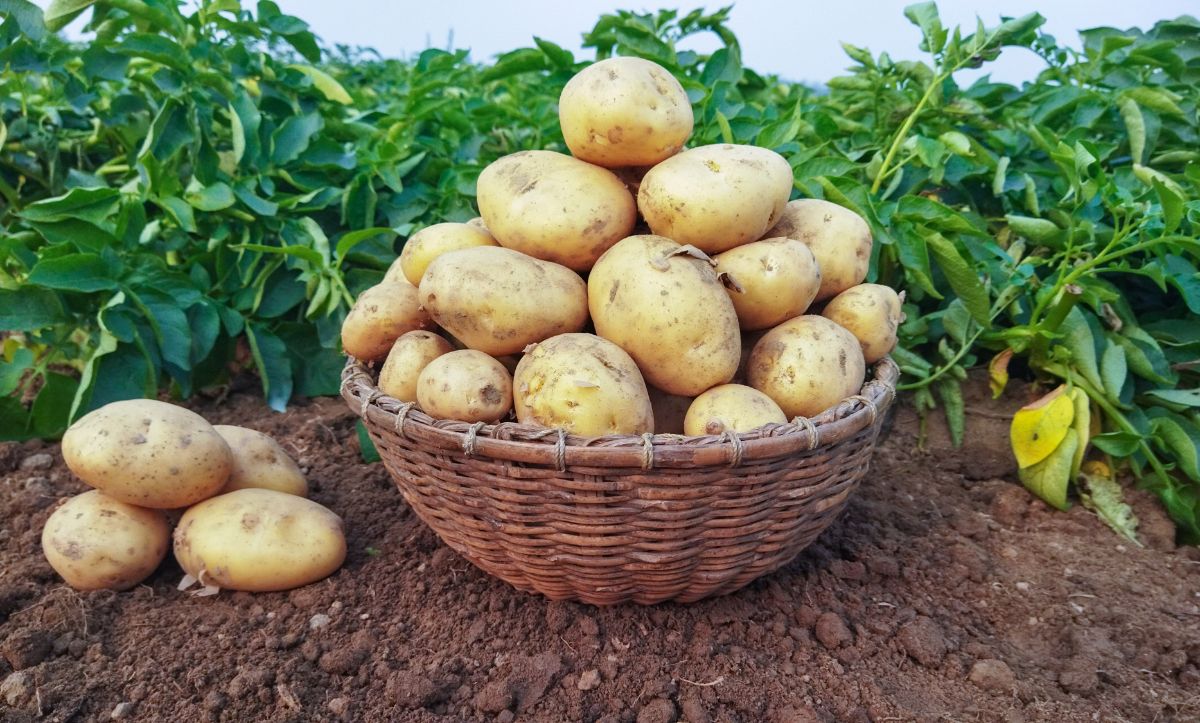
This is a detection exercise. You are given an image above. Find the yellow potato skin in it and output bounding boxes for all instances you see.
[41,490,170,591]
[588,234,740,396]
[559,57,692,168]
[766,199,872,301]
[378,331,454,403]
[514,333,653,436]
[397,222,497,286]
[684,384,787,436]
[715,237,821,330]
[821,284,903,364]
[173,489,346,593]
[62,399,232,509]
[476,150,636,271]
[341,280,433,362]
[648,386,693,435]
[748,315,866,419]
[638,144,793,254]
[419,246,588,356]
[417,350,513,423]
[213,425,308,498]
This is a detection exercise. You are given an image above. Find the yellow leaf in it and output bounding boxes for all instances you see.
[1010,385,1074,468]
[1018,428,1077,510]
[1068,387,1089,479]
[988,348,1012,399]
[288,64,353,105]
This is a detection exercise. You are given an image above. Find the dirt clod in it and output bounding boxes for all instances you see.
[577,669,601,691]
[19,453,53,471]
[1,630,51,670]
[969,659,1016,692]
[637,697,678,723]
[1,671,31,707]
[110,701,137,719]
[897,616,947,667]
[814,612,852,650]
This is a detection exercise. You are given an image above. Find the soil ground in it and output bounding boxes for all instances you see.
[1,376,1198,722]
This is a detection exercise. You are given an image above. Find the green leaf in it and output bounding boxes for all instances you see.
[272,112,322,165]
[1154,181,1183,234]
[702,47,742,85]
[1091,431,1142,457]
[1059,307,1103,392]
[992,156,1009,196]
[1078,464,1140,544]
[894,225,942,298]
[335,228,398,264]
[116,33,189,72]
[356,419,381,463]
[1150,413,1200,481]
[30,372,79,440]
[1118,97,1145,165]
[1100,342,1127,401]
[28,254,119,293]
[935,377,964,447]
[246,323,293,412]
[288,64,353,104]
[480,48,548,82]
[21,187,120,226]
[1123,87,1184,117]
[1,0,46,38]
[0,348,34,396]
[1005,215,1063,247]
[926,233,989,326]
[184,180,236,211]
[1018,428,1077,510]
[0,289,65,330]
[533,36,574,68]
[157,196,197,233]
[904,1,947,54]
[1145,389,1200,409]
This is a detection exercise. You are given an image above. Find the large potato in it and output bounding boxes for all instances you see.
[174,489,346,593]
[748,315,866,418]
[213,425,307,498]
[417,349,513,423]
[559,57,692,168]
[476,150,636,270]
[683,384,787,436]
[42,490,169,591]
[588,234,740,396]
[395,222,497,286]
[419,246,588,356]
[648,386,692,435]
[514,333,653,436]
[638,144,793,254]
[62,399,232,509]
[766,199,872,301]
[378,330,454,402]
[821,284,904,364]
[341,280,433,362]
[715,237,821,330]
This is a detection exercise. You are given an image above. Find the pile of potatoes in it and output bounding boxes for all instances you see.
[341,56,903,439]
[41,399,346,593]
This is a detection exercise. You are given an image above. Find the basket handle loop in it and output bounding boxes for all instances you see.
[845,394,879,425]
[554,429,567,472]
[393,402,416,436]
[791,415,818,450]
[722,431,745,467]
[462,421,486,457]
[359,390,382,419]
[640,433,655,471]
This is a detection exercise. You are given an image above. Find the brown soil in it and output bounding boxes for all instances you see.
[2,377,1198,723]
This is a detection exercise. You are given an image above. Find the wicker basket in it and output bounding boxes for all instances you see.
[342,356,899,605]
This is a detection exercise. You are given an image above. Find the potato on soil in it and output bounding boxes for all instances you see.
[684,384,787,436]
[558,56,692,168]
[395,222,497,285]
[821,283,904,364]
[173,489,346,593]
[62,399,232,509]
[766,199,872,301]
[476,150,636,270]
[378,331,454,402]
[588,235,740,396]
[748,315,866,419]
[213,425,307,498]
[638,144,793,254]
[42,490,170,591]
[341,280,433,362]
[419,246,588,356]
[648,386,693,435]
[417,349,513,423]
[514,333,653,436]
[715,237,821,330]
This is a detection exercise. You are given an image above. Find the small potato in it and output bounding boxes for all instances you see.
[378,331,454,402]
[648,386,693,435]
[396,222,498,286]
[62,399,232,509]
[514,333,653,436]
[173,489,346,593]
[213,425,307,498]
[42,490,170,591]
[684,384,787,436]
[715,237,821,330]
[821,284,904,364]
[341,280,433,362]
[766,199,872,301]
[559,57,692,168]
[748,315,866,419]
[417,350,513,423]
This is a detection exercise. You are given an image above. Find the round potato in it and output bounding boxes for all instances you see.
[476,150,636,270]
[514,333,653,436]
[62,399,232,509]
[821,284,904,364]
[559,56,692,168]
[173,489,346,593]
[715,237,821,330]
[419,246,588,356]
[213,425,307,498]
[765,199,872,301]
[588,235,740,396]
[378,331,454,402]
[396,222,497,286]
[748,315,866,419]
[417,350,513,423]
[684,384,787,436]
[638,144,793,254]
[648,386,692,436]
[341,280,433,362]
[42,490,170,591]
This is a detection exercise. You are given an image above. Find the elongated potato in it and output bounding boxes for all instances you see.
[341,280,433,362]
[42,490,169,591]
[396,222,497,285]
[821,284,904,364]
[715,237,821,330]
[213,425,307,497]
[417,349,513,423]
[748,315,866,418]
[378,331,454,402]
[766,199,872,301]
[684,384,787,436]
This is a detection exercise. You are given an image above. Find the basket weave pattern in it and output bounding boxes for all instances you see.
[342,356,899,605]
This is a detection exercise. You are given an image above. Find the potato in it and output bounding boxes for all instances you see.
[748,315,866,418]
[558,56,692,168]
[715,237,821,330]
[62,399,232,509]
[648,386,692,435]
[588,234,740,396]
[476,150,636,270]
[766,199,872,301]
[638,144,793,254]
[684,384,787,436]
[396,222,497,286]
[821,284,904,364]
[466,216,491,233]
[417,349,513,423]
[341,280,433,362]
[173,489,346,593]
[514,333,653,436]
[213,425,307,498]
[378,331,454,402]
[41,490,169,591]
[419,246,588,356]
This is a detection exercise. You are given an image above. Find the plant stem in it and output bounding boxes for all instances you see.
[871,75,945,195]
